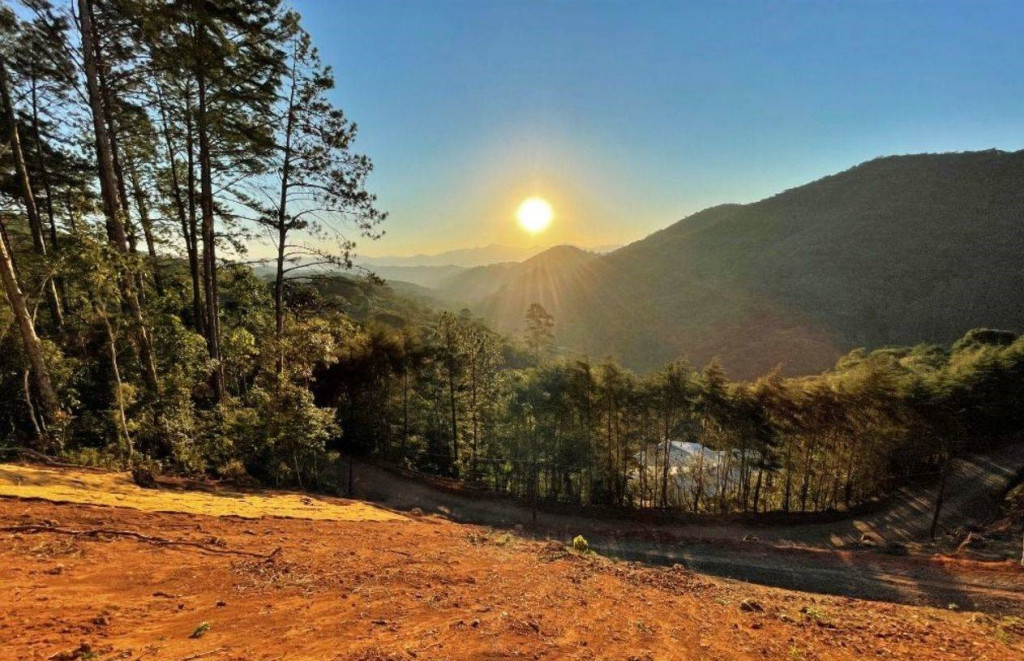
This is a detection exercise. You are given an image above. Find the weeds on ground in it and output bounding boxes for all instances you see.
[466,529,518,548]
[992,616,1024,646]
[801,605,833,627]
[29,539,83,559]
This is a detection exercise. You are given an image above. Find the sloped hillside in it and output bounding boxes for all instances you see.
[3,466,1023,659]
[477,150,1024,377]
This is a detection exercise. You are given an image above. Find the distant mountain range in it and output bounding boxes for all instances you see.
[358,242,622,270]
[387,149,1024,379]
[359,244,545,268]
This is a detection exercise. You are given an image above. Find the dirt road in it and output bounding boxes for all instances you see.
[354,442,1024,548]
[347,443,1024,613]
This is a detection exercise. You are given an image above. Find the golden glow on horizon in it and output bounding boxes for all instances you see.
[516,197,554,234]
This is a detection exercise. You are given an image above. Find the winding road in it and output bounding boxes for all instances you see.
[349,441,1024,613]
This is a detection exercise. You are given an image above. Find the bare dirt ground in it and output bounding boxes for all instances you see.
[1,464,1024,660]
[345,444,1024,614]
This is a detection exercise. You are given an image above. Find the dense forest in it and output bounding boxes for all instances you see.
[1,0,1022,518]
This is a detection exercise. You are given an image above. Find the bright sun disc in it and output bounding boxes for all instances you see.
[516,197,553,234]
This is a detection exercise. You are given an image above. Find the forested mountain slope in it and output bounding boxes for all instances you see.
[476,150,1024,377]
[438,245,598,308]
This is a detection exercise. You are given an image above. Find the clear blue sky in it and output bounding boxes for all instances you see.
[291,0,1024,257]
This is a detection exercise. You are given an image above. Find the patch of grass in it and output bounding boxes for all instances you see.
[0,464,404,522]
[29,539,83,559]
[993,616,1024,646]
[632,618,656,634]
[190,621,211,639]
[494,532,516,547]
[466,529,517,548]
[801,605,832,627]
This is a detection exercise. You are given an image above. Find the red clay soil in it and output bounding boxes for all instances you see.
[2,497,1023,661]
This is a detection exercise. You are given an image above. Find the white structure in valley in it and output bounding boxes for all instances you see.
[634,440,760,505]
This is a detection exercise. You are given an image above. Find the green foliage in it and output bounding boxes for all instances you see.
[0,0,1022,526]
[572,535,589,553]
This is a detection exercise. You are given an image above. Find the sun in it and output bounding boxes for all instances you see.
[516,197,553,234]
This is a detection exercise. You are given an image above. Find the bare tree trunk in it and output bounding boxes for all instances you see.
[89,1,138,257]
[28,72,68,314]
[78,0,160,395]
[448,360,458,470]
[0,55,63,329]
[752,466,764,512]
[930,450,952,539]
[470,362,478,476]
[274,45,298,378]
[661,412,670,508]
[100,310,133,461]
[178,90,205,335]
[126,157,163,294]
[0,220,60,430]
[195,63,224,401]
[401,367,409,458]
[22,368,42,439]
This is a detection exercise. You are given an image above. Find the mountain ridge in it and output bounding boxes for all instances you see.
[467,149,1024,378]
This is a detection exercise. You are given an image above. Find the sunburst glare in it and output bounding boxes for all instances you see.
[516,197,553,234]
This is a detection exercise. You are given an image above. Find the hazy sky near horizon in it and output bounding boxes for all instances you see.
[291,0,1024,258]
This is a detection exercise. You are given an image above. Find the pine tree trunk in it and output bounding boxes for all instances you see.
[78,0,159,395]
[181,91,205,335]
[0,56,63,329]
[448,360,458,470]
[661,412,670,508]
[100,310,133,461]
[274,46,299,377]
[470,362,478,476]
[401,367,409,458]
[0,220,60,431]
[89,2,138,255]
[126,157,163,294]
[930,450,952,539]
[195,62,224,401]
[752,466,764,512]
[28,73,68,315]
[274,223,286,373]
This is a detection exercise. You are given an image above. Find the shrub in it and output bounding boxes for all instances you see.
[572,535,589,553]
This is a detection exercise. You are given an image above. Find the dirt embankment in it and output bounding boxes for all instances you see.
[0,464,1023,660]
